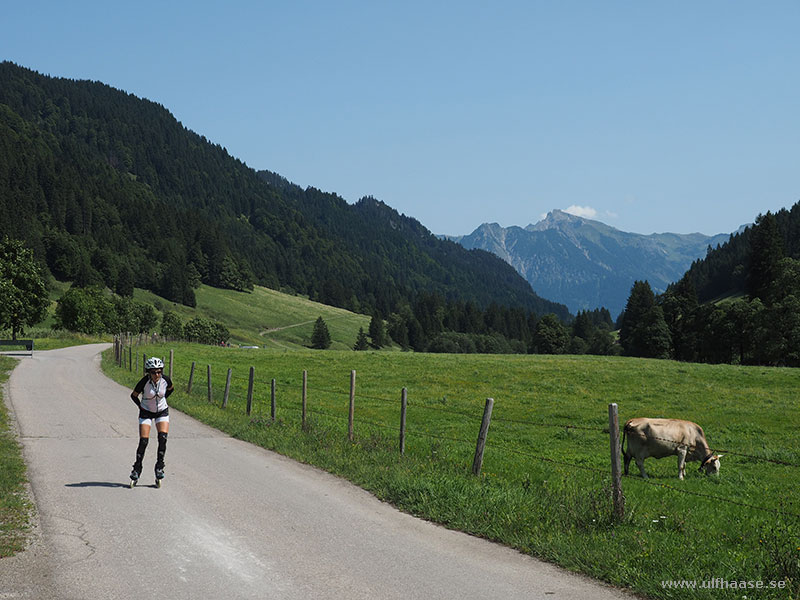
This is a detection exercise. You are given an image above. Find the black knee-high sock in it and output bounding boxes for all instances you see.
[134,437,148,471]
[156,432,168,469]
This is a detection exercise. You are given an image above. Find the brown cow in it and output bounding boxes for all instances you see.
[623,418,722,480]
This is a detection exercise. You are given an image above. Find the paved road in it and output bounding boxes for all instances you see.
[1,344,632,599]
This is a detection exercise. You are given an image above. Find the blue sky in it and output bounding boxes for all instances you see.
[3,1,799,237]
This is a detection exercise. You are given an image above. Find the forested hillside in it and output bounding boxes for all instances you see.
[0,61,567,325]
[617,202,800,366]
[682,202,800,302]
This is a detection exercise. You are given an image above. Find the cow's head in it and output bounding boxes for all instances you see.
[699,453,723,475]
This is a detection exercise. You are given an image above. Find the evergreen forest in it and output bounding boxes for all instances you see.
[618,206,800,366]
[0,61,569,346]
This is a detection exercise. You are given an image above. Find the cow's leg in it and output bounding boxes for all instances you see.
[623,452,631,475]
[676,447,687,480]
[635,457,648,478]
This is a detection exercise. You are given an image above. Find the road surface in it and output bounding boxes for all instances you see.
[1,344,632,599]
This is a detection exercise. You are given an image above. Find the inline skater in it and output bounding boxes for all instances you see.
[129,357,174,487]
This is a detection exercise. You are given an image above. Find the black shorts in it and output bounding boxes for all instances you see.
[138,407,170,421]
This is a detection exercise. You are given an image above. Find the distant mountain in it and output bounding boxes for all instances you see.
[449,210,733,316]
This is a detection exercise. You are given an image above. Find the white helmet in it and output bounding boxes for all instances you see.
[145,357,164,371]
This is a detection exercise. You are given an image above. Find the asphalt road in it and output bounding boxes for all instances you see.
[1,344,633,599]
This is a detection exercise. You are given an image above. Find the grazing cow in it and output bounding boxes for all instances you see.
[622,418,722,480]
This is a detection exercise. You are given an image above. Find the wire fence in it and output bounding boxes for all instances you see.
[110,340,800,523]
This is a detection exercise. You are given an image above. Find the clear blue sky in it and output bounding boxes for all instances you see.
[3,1,799,236]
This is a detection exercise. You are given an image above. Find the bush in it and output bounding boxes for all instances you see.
[183,316,229,345]
[427,332,525,355]
[160,311,183,340]
[54,286,116,334]
[427,332,475,354]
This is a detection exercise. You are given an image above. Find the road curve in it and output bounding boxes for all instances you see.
[1,344,633,599]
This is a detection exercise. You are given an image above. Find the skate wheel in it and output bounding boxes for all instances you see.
[129,479,136,488]
[155,478,161,488]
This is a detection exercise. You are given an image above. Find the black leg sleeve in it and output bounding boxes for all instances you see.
[133,437,148,472]
[156,432,168,469]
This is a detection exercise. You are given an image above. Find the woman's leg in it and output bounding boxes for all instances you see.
[155,420,169,478]
[132,422,151,479]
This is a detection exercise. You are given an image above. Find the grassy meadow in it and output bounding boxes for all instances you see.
[0,356,31,557]
[102,343,800,599]
[30,280,370,349]
[133,284,374,349]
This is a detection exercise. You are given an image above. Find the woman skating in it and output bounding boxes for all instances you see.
[129,357,174,487]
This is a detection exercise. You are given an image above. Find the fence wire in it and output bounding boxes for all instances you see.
[117,352,800,522]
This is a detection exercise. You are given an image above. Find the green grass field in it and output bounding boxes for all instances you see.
[34,280,371,349]
[134,284,374,349]
[0,356,31,557]
[103,343,800,599]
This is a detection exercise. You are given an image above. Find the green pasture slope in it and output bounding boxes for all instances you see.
[103,345,800,599]
[0,356,31,556]
[134,284,373,349]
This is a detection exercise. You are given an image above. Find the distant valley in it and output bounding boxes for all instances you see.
[447,210,736,316]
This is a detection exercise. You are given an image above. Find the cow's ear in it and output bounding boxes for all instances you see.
[715,454,723,460]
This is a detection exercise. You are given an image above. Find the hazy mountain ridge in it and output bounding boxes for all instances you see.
[450,210,733,316]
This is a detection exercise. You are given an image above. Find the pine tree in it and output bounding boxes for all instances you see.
[660,274,699,361]
[115,264,134,297]
[571,311,595,341]
[353,327,369,351]
[620,281,672,358]
[746,212,785,303]
[311,316,331,349]
[368,313,386,348]
[619,281,653,355]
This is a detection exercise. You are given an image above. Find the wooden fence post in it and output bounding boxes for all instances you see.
[207,365,212,403]
[609,403,625,521]
[271,378,276,421]
[400,387,407,455]
[472,398,494,476]
[187,361,195,393]
[349,370,356,442]
[143,354,147,375]
[128,346,132,371]
[223,368,232,408]
[302,370,308,431]
[246,366,254,416]
[169,349,174,379]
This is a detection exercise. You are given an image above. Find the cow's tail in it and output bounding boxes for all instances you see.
[621,422,628,457]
